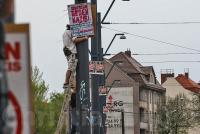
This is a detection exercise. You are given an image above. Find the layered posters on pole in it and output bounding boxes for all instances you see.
[89,61,104,75]
[68,3,94,37]
[4,24,33,134]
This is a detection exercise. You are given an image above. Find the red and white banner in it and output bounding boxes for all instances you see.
[98,86,108,96]
[89,61,104,75]
[4,24,33,134]
[68,3,94,37]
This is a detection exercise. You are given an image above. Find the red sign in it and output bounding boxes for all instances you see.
[68,3,94,37]
[89,61,104,75]
[70,4,89,24]
[99,86,108,96]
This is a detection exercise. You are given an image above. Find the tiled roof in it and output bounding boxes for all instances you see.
[176,74,200,94]
[109,51,165,91]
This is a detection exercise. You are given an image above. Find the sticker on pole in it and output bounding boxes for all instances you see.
[89,61,104,75]
[99,86,108,96]
[68,3,94,37]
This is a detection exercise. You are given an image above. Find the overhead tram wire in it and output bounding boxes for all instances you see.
[102,26,200,53]
[102,21,200,24]
[141,60,200,64]
[106,52,200,56]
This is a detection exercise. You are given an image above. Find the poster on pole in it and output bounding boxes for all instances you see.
[99,86,108,96]
[68,3,94,37]
[4,24,34,134]
[89,61,104,75]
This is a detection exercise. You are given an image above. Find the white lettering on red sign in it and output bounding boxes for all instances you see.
[71,5,89,24]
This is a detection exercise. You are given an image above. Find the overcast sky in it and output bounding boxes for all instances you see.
[15,0,200,93]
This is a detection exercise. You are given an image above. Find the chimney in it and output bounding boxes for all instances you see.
[161,69,174,84]
[184,68,189,79]
[185,72,189,79]
[125,49,131,57]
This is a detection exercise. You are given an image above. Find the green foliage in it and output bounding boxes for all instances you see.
[32,66,64,134]
[157,94,192,134]
[192,93,200,125]
[32,66,48,102]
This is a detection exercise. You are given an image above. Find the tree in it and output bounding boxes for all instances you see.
[31,66,67,133]
[157,94,192,134]
[31,66,65,134]
[191,93,200,125]
[48,92,65,133]
[32,66,49,133]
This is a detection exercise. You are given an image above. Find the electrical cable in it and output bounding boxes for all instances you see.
[141,61,200,63]
[103,21,200,25]
[106,52,200,56]
[102,26,200,52]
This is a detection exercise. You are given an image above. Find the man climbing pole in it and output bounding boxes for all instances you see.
[0,0,14,133]
[62,24,89,92]
[57,24,89,134]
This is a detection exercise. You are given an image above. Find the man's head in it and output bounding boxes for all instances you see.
[0,0,14,19]
[66,24,70,30]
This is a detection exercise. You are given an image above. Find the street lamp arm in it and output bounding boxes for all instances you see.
[105,60,123,79]
[107,80,121,94]
[104,33,125,56]
[101,0,116,24]
[104,34,117,56]
[105,62,116,79]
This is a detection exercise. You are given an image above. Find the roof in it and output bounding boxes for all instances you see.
[110,52,145,74]
[176,74,200,94]
[104,59,136,83]
[108,51,165,91]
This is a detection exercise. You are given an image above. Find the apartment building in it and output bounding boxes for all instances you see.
[161,69,200,98]
[104,50,165,134]
[161,70,200,134]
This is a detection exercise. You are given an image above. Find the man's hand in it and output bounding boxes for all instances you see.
[84,36,89,40]
[74,36,89,44]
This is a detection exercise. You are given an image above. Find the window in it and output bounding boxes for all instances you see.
[140,108,147,123]
[149,91,152,104]
[154,92,157,104]
[140,89,147,101]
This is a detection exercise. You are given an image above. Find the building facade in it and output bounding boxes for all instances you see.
[161,70,200,134]
[104,50,165,134]
[161,70,200,98]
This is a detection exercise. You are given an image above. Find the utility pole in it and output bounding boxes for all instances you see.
[0,0,14,133]
[121,110,125,134]
[0,20,7,134]
[75,0,90,133]
[91,0,106,133]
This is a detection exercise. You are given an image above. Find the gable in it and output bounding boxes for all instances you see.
[109,52,144,74]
